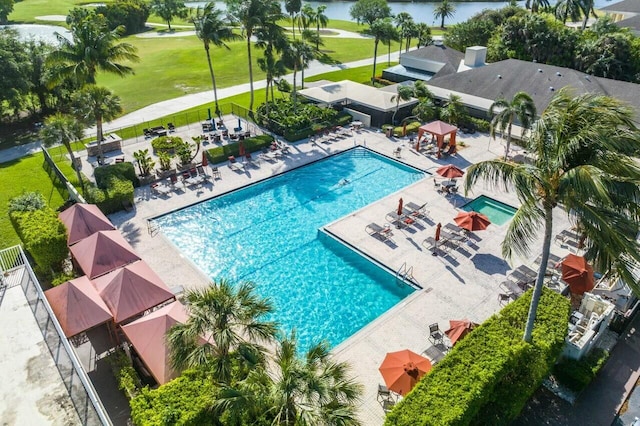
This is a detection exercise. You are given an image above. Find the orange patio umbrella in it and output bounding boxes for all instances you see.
[397,197,404,216]
[454,211,491,231]
[561,254,595,295]
[445,319,478,346]
[238,141,246,157]
[379,349,432,396]
[202,151,208,167]
[436,165,464,179]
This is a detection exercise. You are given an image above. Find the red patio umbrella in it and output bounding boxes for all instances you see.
[445,319,478,346]
[561,254,595,295]
[238,141,246,157]
[397,198,404,216]
[202,151,208,167]
[436,165,464,179]
[379,349,432,396]
[454,211,491,231]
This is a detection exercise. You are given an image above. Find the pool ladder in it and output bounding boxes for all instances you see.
[396,262,414,286]
[147,220,160,237]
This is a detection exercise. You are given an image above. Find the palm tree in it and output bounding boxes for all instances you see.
[525,0,550,13]
[465,88,640,343]
[226,0,282,113]
[416,22,432,48]
[167,280,278,384]
[489,92,537,160]
[48,13,139,86]
[580,0,598,30]
[150,0,188,31]
[284,0,301,39]
[283,39,315,111]
[256,22,288,109]
[403,21,419,53]
[40,113,85,192]
[367,18,393,84]
[434,0,456,29]
[214,331,362,425]
[73,85,122,161]
[391,84,415,125]
[312,5,329,50]
[394,12,413,54]
[192,4,240,118]
[440,94,467,126]
[555,0,582,23]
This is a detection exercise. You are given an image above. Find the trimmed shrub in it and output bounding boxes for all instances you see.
[96,0,150,35]
[553,348,610,392]
[51,271,77,287]
[385,288,570,426]
[85,177,134,215]
[469,117,491,133]
[206,134,274,164]
[94,162,139,189]
[10,209,68,274]
[8,191,46,213]
[130,369,217,426]
[393,121,421,137]
[151,136,184,155]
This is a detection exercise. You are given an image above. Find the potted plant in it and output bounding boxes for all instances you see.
[155,151,175,179]
[176,140,194,171]
[133,149,155,184]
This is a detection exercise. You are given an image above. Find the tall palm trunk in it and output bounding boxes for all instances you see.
[371,39,380,83]
[292,64,298,113]
[523,205,554,342]
[247,35,255,113]
[398,37,403,56]
[504,119,513,161]
[204,44,221,117]
[96,115,104,160]
[316,22,321,50]
[291,14,296,38]
[441,16,445,29]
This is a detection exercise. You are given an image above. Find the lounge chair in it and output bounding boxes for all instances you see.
[498,292,515,305]
[429,323,444,345]
[393,147,402,158]
[386,211,416,228]
[404,201,430,220]
[366,223,393,241]
[228,155,244,171]
[196,165,210,180]
[210,166,221,179]
[150,182,171,196]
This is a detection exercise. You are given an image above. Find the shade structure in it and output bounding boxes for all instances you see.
[59,203,115,246]
[202,151,208,167]
[561,254,595,295]
[70,230,140,279]
[121,301,188,385]
[445,319,478,346]
[454,211,491,231]
[379,349,432,396]
[417,120,458,158]
[397,198,404,216]
[436,165,464,179]
[45,276,112,337]
[92,260,174,323]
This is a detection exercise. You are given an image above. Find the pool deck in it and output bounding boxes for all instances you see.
[106,126,575,425]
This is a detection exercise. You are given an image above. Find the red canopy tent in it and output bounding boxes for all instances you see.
[121,301,188,385]
[45,276,113,337]
[58,203,115,246]
[70,230,140,279]
[91,260,174,323]
[417,120,458,158]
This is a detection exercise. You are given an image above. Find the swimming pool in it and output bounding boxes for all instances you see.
[153,148,422,350]
[461,195,517,226]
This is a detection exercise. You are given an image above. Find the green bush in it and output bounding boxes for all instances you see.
[469,117,491,133]
[94,162,139,189]
[393,121,421,137]
[107,349,142,399]
[8,191,46,213]
[385,288,570,426]
[151,136,185,155]
[10,209,68,275]
[206,135,274,164]
[96,0,150,35]
[85,177,135,215]
[553,348,610,392]
[130,369,218,426]
[51,271,77,287]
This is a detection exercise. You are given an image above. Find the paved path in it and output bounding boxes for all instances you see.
[0,141,41,164]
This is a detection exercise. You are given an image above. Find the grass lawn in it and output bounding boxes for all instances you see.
[8,0,115,23]
[305,62,399,85]
[0,154,72,248]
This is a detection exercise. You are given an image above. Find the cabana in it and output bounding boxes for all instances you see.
[121,301,188,385]
[44,276,112,338]
[69,230,140,279]
[417,120,458,158]
[58,203,115,246]
[91,260,174,324]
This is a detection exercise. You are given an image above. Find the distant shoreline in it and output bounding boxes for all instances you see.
[312,0,509,3]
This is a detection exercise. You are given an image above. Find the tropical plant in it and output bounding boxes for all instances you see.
[167,280,278,384]
[555,0,582,23]
[214,331,362,425]
[525,0,550,13]
[402,21,419,53]
[416,23,432,48]
[47,12,139,86]
[157,151,173,171]
[489,91,537,160]
[133,149,155,176]
[465,88,640,342]
[150,0,188,31]
[225,0,283,113]
[434,0,456,29]
[391,84,414,125]
[73,85,123,161]
[40,113,85,192]
[367,18,394,83]
[192,4,240,118]
[394,12,413,54]
[579,0,598,30]
[349,0,392,26]
[256,20,288,109]
[311,5,329,50]
[0,0,14,24]
[284,0,301,39]
[8,192,46,213]
[440,94,468,126]
[282,39,315,111]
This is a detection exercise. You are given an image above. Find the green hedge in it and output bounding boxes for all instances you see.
[393,121,421,137]
[107,349,142,400]
[553,348,609,392]
[206,135,274,164]
[151,136,184,155]
[283,112,353,142]
[385,288,570,426]
[85,177,135,215]
[130,369,218,426]
[10,209,68,274]
[469,117,491,133]
[94,162,140,189]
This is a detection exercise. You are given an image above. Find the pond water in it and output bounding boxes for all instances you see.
[1,24,71,44]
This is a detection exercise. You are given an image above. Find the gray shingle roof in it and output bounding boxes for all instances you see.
[427,59,640,118]
[614,14,640,31]
[402,44,464,69]
[600,0,640,13]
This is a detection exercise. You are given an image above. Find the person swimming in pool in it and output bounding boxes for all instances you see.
[339,178,350,186]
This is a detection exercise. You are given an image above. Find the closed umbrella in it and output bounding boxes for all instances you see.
[238,141,246,157]
[436,165,464,179]
[432,223,442,256]
[237,118,242,130]
[379,349,432,396]
[202,151,208,167]
[561,254,595,295]
[397,198,404,216]
[454,211,491,231]
[445,319,478,346]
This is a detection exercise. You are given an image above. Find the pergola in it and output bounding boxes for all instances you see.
[417,120,458,158]
[58,203,115,246]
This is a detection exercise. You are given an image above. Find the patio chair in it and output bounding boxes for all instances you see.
[393,147,402,158]
[498,292,514,305]
[168,122,175,132]
[150,182,171,197]
[382,399,396,414]
[377,384,392,402]
[428,323,444,345]
[366,223,393,241]
[210,166,221,179]
[196,165,210,180]
[228,156,244,171]
[404,201,431,220]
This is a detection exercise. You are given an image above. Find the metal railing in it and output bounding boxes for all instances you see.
[42,147,86,204]
[1,245,111,426]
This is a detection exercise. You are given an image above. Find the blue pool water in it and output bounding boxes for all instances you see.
[154,148,422,350]
[461,195,517,226]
